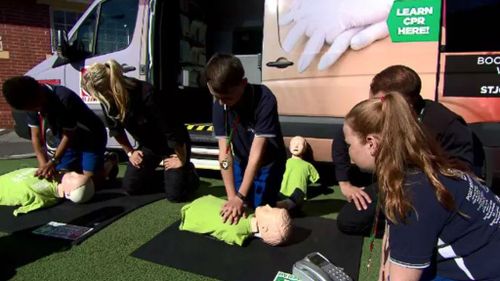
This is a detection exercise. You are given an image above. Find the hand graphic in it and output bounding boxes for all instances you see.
[279,0,394,72]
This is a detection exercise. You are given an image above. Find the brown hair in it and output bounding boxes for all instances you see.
[370,65,422,108]
[205,53,244,93]
[81,59,135,122]
[345,92,465,223]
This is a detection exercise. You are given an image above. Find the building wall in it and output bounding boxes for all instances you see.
[0,0,52,128]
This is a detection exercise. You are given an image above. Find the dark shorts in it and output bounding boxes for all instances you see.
[233,159,285,208]
[57,148,105,173]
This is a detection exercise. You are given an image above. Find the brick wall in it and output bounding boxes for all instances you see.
[0,0,51,128]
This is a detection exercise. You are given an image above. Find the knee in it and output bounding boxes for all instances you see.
[336,210,373,235]
[122,180,142,195]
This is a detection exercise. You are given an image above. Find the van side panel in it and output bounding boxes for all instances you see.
[262,0,439,161]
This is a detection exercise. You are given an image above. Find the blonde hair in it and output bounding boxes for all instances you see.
[345,92,465,223]
[81,59,135,122]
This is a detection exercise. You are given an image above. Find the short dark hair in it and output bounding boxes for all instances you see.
[2,76,41,110]
[370,65,422,106]
[205,53,244,93]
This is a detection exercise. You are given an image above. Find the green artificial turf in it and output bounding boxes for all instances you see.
[0,159,381,281]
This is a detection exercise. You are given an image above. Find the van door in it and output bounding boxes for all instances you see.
[60,0,149,148]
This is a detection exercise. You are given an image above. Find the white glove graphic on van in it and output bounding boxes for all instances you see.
[279,0,394,72]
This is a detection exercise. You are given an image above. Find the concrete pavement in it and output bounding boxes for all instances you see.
[0,129,34,160]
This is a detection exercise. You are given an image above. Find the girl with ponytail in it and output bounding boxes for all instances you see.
[344,92,499,281]
[82,59,198,201]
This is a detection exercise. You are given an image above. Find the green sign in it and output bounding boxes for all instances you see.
[387,0,442,42]
[273,271,300,281]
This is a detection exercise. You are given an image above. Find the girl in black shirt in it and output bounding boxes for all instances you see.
[82,59,198,201]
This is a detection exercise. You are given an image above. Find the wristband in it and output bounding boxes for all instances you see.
[236,192,247,202]
[49,156,60,165]
[127,150,134,158]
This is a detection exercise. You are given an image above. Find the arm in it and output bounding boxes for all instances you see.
[439,118,474,169]
[31,127,47,168]
[114,129,142,168]
[164,143,187,170]
[221,137,266,224]
[388,263,422,281]
[36,129,73,178]
[333,126,372,209]
[218,138,236,198]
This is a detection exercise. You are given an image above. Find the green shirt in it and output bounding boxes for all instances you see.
[280,157,320,198]
[179,195,254,246]
[0,168,60,216]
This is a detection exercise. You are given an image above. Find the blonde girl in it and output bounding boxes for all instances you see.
[82,60,198,201]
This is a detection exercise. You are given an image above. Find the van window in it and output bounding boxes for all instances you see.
[68,7,97,57]
[445,0,500,52]
[68,0,138,58]
[95,0,138,55]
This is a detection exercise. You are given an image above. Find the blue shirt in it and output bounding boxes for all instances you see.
[388,171,500,280]
[27,85,106,152]
[212,84,286,166]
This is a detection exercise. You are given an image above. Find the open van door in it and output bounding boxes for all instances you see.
[51,0,150,148]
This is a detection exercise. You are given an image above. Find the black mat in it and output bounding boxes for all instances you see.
[132,216,363,281]
[0,188,165,244]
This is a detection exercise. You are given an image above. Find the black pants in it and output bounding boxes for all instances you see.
[336,166,378,235]
[336,182,378,235]
[122,147,199,202]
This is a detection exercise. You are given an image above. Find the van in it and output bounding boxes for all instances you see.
[18,0,500,188]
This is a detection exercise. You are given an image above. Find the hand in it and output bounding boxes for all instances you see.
[279,0,393,72]
[128,150,144,168]
[35,161,56,179]
[163,154,183,170]
[339,182,372,211]
[220,196,246,225]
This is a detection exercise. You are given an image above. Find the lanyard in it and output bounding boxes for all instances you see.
[224,108,240,155]
[366,198,381,272]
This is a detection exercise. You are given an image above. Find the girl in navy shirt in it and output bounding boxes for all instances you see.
[343,92,499,281]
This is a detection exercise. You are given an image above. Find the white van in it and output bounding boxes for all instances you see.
[19,0,500,188]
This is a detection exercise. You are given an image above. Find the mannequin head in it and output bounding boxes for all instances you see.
[289,136,307,158]
[57,172,95,203]
[255,205,292,246]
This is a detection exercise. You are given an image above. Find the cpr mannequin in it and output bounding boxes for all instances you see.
[0,168,95,216]
[276,136,320,210]
[180,195,292,246]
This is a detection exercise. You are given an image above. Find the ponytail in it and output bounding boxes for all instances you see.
[81,59,135,122]
[346,92,459,223]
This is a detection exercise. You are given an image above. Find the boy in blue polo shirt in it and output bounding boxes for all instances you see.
[2,76,107,182]
[206,53,287,225]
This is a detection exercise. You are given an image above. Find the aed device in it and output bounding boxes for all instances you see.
[293,252,353,281]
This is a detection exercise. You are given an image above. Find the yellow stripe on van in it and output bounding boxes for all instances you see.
[185,124,214,132]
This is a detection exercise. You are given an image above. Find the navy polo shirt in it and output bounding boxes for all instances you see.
[212,84,286,166]
[27,85,106,152]
[388,171,500,280]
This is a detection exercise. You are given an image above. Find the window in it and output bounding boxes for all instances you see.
[68,7,97,57]
[66,0,138,58]
[445,0,500,52]
[95,0,138,55]
[51,10,82,52]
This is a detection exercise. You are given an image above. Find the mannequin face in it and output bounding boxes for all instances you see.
[57,172,89,199]
[289,136,307,157]
[255,205,291,246]
[343,123,377,172]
